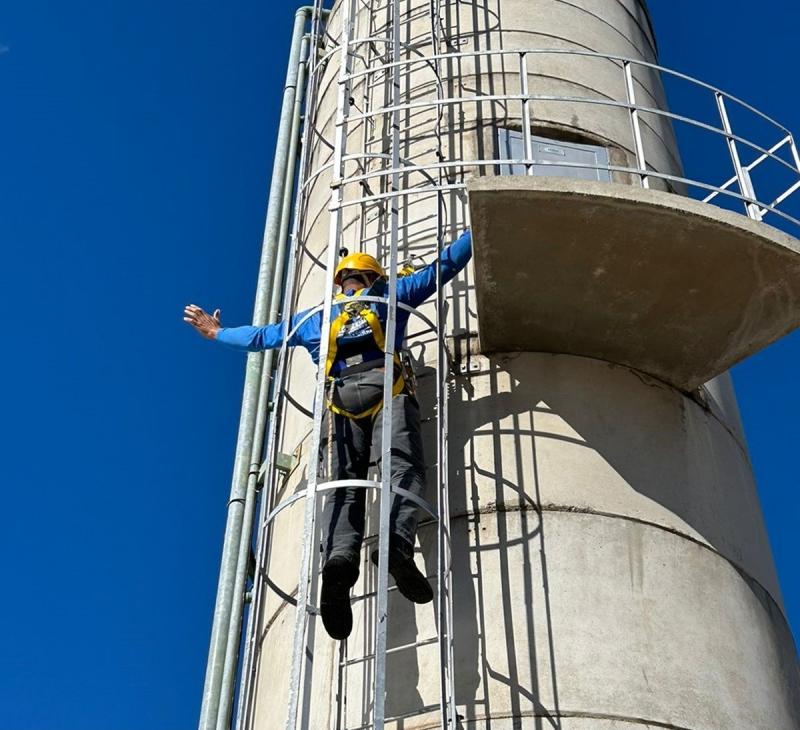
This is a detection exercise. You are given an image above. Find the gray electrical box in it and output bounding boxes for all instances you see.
[498,128,612,181]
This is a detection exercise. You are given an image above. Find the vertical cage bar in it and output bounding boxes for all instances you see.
[431,0,448,725]
[285,1,357,727]
[335,640,347,730]
[716,92,761,220]
[355,7,380,259]
[623,60,650,189]
[430,0,458,726]
[339,7,382,730]
[372,0,403,724]
[519,52,534,176]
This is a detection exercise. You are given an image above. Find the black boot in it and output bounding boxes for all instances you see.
[320,555,359,640]
[370,543,433,605]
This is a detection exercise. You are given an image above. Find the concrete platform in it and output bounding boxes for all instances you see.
[467,176,800,391]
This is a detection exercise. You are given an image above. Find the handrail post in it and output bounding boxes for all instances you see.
[624,60,650,189]
[716,92,761,220]
[520,52,535,175]
[789,133,800,174]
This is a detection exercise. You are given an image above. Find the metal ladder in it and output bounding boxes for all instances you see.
[234,0,460,728]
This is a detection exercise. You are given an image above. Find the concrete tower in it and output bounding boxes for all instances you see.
[236,1,800,728]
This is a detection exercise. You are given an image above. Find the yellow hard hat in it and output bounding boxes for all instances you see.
[334,252,386,285]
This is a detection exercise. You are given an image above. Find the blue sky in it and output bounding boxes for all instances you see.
[1,2,798,728]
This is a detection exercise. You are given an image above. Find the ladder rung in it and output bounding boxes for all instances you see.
[345,703,441,730]
[318,478,381,492]
[350,571,439,603]
[341,636,438,667]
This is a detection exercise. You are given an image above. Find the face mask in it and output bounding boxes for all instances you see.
[341,272,371,290]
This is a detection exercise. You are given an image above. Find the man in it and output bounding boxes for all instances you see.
[184,229,471,639]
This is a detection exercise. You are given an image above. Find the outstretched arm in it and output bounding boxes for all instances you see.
[438,228,472,284]
[398,229,472,307]
[183,304,302,352]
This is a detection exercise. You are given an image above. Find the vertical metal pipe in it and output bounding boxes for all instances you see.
[214,33,312,730]
[198,9,310,730]
[236,8,328,726]
[234,22,320,726]
[624,61,650,189]
[716,92,760,220]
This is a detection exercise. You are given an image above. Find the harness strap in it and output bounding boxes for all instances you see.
[327,370,405,421]
[325,288,406,420]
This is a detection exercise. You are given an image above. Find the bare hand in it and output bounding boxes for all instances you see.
[184,304,222,340]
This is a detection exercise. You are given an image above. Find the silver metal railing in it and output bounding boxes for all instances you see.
[301,45,800,234]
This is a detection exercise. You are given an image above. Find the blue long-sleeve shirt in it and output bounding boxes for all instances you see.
[216,230,472,374]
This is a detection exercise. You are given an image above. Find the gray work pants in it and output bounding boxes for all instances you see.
[319,369,426,564]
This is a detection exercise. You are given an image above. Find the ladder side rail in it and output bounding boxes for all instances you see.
[716,91,762,220]
[427,1,457,726]
[439,283,458,730]
[441,9,459,723]
[372,0,403,725]
[335,6,387,727]
[335,639,348,730]
[342,12,383,727]
[437,130,459,730]
[355,12,381,267]
[286,0,358,726]
[443,9,460,721]
[299,532,324,730]
[235,9,328,726]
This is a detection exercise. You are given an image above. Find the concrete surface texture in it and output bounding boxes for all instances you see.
[468,175,800,391]
[243,0,800,728]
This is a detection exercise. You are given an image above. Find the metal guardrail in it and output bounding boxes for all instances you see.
[305,45,800,234]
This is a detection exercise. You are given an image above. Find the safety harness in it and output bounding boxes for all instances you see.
[325,288,406,420]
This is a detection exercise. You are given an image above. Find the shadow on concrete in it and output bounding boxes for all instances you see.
[439,347,783,728]
[445,359,564,730]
